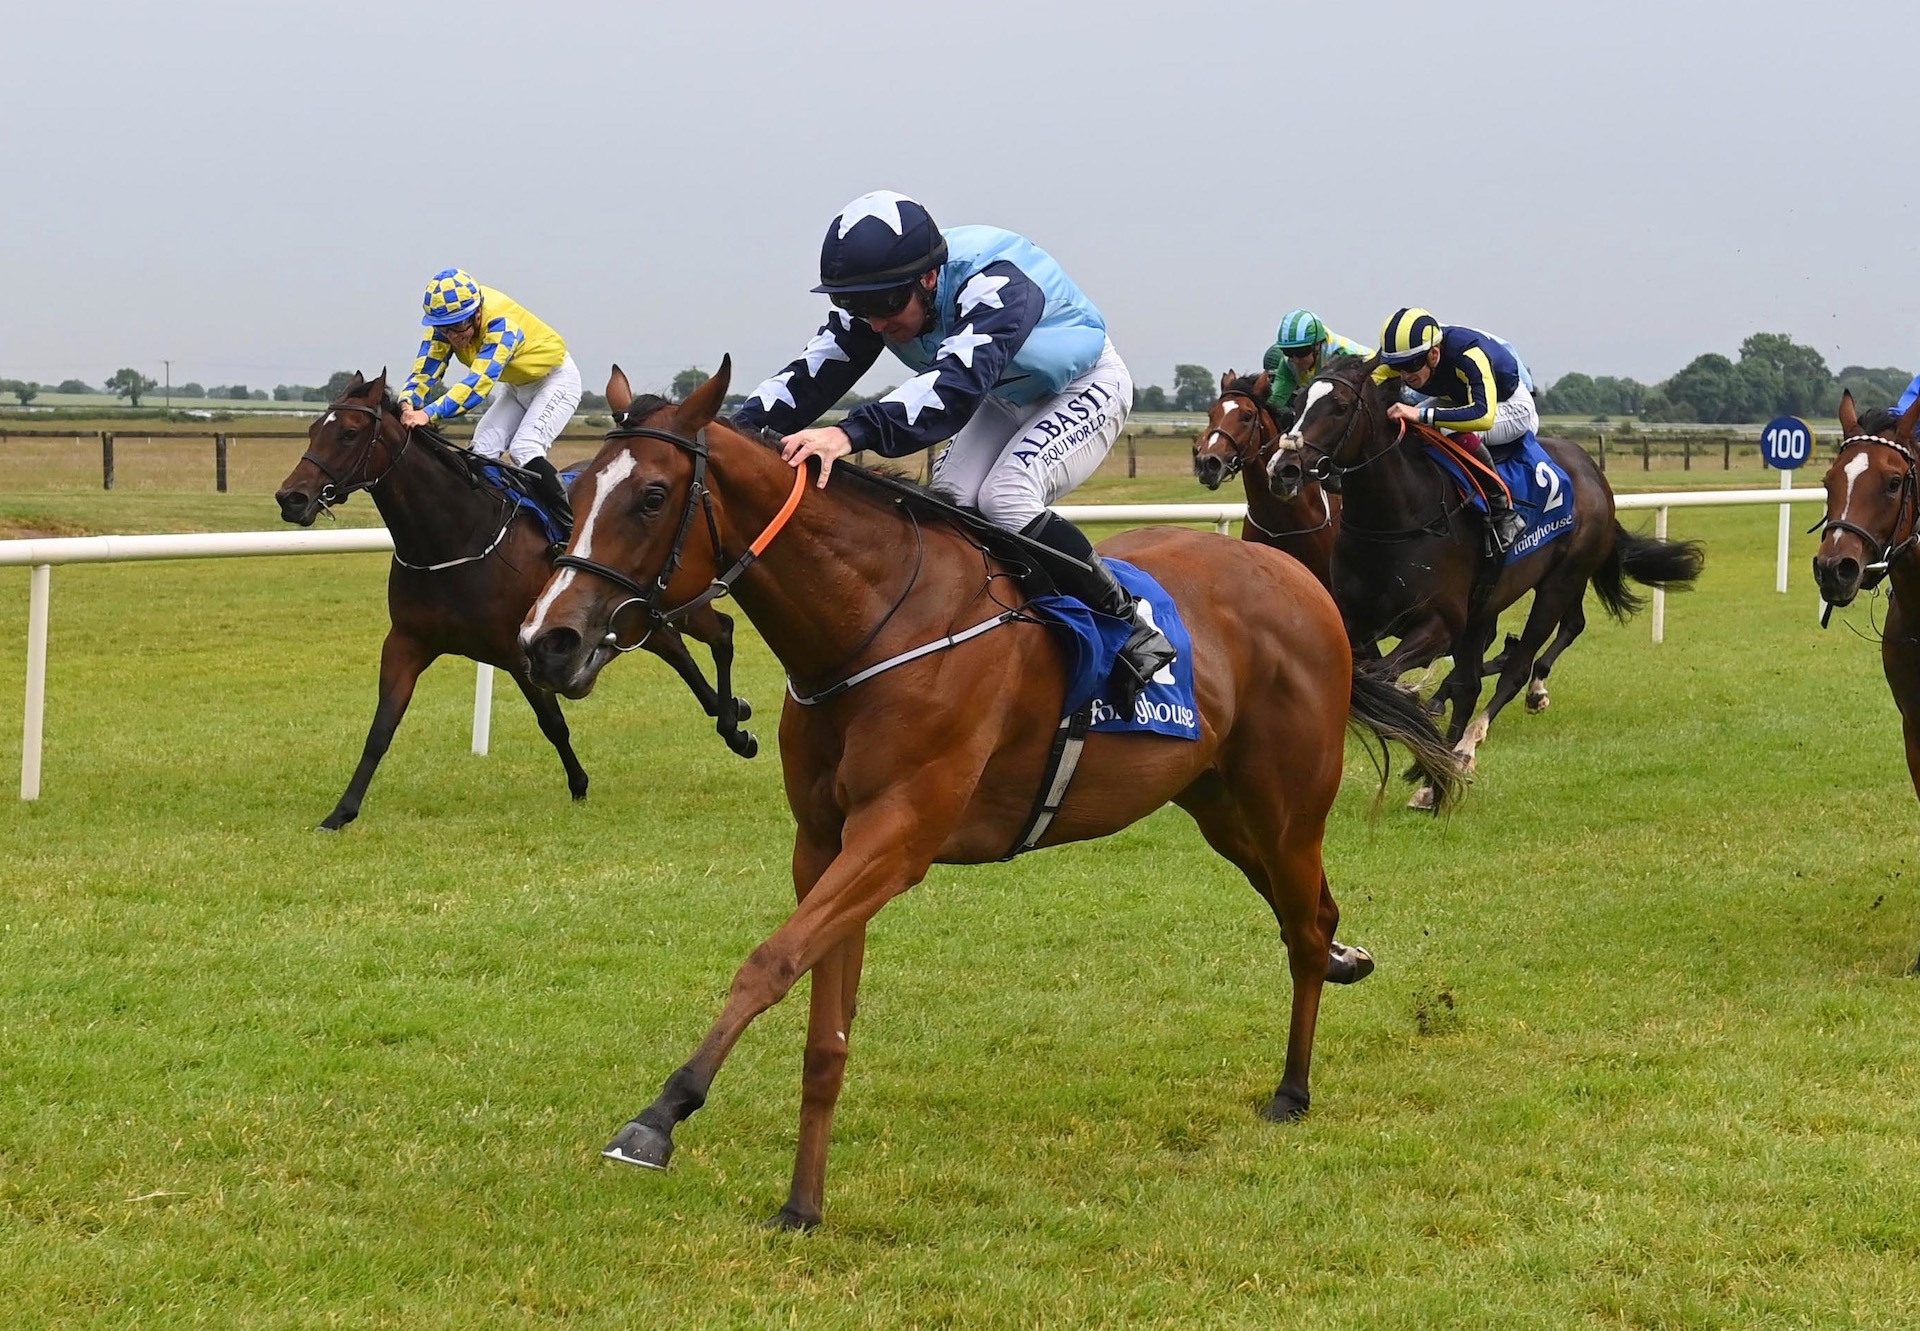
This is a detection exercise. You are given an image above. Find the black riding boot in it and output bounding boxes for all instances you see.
[524,456,573,538]
[1457,435,1523,553]
[1023,511,1177,704]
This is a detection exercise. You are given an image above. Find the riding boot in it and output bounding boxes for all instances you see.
[523,456,574,539]
[1455,434,1524,553]
[1022,511,1178,705]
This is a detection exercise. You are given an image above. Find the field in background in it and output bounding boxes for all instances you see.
[2,460,1917,1326]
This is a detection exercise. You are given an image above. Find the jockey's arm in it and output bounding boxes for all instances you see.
[1418,346,1499,434]
[732,309,885,436]
[425,318,526,422]
[402,332,454,412]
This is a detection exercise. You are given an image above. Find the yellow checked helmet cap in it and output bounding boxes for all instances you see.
[1379,307,1443,366]
[422,268,483,327]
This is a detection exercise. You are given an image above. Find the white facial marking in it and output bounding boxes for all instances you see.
[1840,450,1871,517]
[1219,399,1239,417]
[321,411,336,427]
[1296,380,1334,425]
[525,449,638,638]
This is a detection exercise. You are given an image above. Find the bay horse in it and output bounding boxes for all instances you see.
[518,359,1465,1229]
[1266,354,1704,802]
[274,371,756,831]
[1812,392,1920,803]
[1192,369,1339,588]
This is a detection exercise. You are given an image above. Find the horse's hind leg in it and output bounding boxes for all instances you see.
[651,614,758,759]
[1523,600,1587,713]
[512,672,589,801]
[1456,582,1584,770]
[1176,772,1339,1120]
[322,631,435,830]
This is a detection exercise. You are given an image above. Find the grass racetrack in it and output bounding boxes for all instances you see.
[2,448,1918,1327]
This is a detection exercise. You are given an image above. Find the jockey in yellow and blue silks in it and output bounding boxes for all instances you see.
[400,269,579,521]
[734,189,1175,698]
[1373,307,1535,552]
[1260,309,1371,427]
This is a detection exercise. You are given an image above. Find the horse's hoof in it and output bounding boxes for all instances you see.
[317,810,354,832]
[602,1118,673,1170]
[569,778,589,801]
[763,1206,820,1232]
[1327,942,1375,985]
[1260,1087,1310,1123]
[1525,689,1550,714]
[1406,785,1437,812]
[730,731,759,760]
[733,696,753,722]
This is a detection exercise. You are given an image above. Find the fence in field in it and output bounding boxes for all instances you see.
[2,487,1826,800]
[0,424,1847,489]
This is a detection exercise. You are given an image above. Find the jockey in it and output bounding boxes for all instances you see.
[1260,309,1371,427]
[1893,372,1920,417]
[400,268,579,523]
[1373,307,1533,552]
[734,190,1176,698]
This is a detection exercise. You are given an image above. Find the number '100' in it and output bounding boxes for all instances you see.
[1766,427,1808,460]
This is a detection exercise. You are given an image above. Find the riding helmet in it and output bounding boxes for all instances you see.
[813,191,949,294]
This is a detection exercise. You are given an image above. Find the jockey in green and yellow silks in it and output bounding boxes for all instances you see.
[1260,309,1370,427]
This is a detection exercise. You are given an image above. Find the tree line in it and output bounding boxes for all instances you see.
[1540,333,1911,423]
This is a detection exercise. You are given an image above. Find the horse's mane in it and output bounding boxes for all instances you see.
[1859,406,1901,436]
[1226,371,1267,398]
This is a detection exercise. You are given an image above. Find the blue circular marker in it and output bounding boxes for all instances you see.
[1761,416,1814,469]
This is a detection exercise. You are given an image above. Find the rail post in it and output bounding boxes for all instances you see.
[1683,438,1691,471]
[1776,467,1792,594]
[1127,433,1137,478]
[101,432,115,490]
[472,662,494,755]
[1723,437,1732,470]
[1597,432,1607,473]
[215,434,230,493]
[1652,506,1669,644]
[1641,436,1650,471]
[22,564,50,799]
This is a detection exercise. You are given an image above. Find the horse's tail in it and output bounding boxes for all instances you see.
[1348,657,1467,814]
[1590,522,1707,621]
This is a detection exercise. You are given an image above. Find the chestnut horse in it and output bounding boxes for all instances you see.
[274,372,756,830]
[1192,369,1339,588]
[1812,392,1920,801]
[519,360,1465,1229]
[1268,354,1704,802]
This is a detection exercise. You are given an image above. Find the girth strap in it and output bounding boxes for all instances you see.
[1001,705,1093,859]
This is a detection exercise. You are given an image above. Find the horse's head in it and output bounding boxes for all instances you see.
[1193,369,1277,491]
[520,358,735,697]
[1812,390,1920,607]
[1266,353,1382,499]
[275,371,404,525]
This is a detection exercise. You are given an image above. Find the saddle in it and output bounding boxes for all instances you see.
[458,454,578,547]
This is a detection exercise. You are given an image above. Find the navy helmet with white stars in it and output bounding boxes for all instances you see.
[812,190,949,294]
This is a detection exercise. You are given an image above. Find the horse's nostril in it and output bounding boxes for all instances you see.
[531,627,581,667]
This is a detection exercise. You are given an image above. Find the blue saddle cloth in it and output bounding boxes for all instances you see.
[1028,558,1201,740]
[1424,431,1576,564]
[470,459,582,547]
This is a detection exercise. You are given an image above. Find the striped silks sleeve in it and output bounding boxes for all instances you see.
[402,334,452,409]
[1426,345,1499,433]
[427,318,525,420]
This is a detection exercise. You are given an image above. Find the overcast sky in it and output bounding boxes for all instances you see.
[5,1,1915,398]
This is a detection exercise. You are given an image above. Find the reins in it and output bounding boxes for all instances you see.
[1813,433,1920,578]
[1201,389,1335,539]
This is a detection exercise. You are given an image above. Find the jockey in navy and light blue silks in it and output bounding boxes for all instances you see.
[734,190,1176,700]
[1374,307,1536,552]
[1894,372,1920,417]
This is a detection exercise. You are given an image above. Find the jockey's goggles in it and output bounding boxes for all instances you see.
[1281,344,1319,361]
[831,284,918,320]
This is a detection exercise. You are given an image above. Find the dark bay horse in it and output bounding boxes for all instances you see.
[1192,369,1339,587]
[1267,354,1703,803]
[274,372,756,831]
[518,360,1465,1229]
[1813,392,1920,804]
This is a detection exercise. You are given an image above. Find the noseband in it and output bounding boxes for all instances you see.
[1276,371,1403,482]
[299,397,413,504]
[1815,433,1920,578]
[551,424,806,652]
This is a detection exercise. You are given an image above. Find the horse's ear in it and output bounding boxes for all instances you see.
[606,364,634,415]
[1220,369,1234,393]
[347,370,366,392]
[1898,391,1920,446]
[674,355,733,430]
[1838,389,1860,439]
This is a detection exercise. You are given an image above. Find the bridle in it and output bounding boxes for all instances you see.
[1814,432,1920,582]
[1275,368,1408,486]
[1196,389,1276,484]
[551,423,806,652]
[299,396,413,505]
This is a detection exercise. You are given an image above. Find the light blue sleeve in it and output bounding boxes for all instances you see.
[1896,372,1920,417]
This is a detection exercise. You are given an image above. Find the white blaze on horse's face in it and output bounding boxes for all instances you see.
[1839,450,1872,519]
[1294,380,1335,435]
[1219,399,1239,417]
[525,449,639,639]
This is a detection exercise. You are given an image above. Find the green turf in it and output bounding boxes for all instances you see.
[1,480,1917,1328]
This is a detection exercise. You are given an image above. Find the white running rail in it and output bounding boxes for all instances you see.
[1,487,1827,800]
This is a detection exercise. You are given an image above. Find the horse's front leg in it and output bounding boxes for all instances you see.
[656,609,757,759]
[321,631,436,830]
[600,784,961,1218]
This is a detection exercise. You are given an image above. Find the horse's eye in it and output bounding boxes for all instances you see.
[1887,475,1904,495]
[638,484,668,514]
